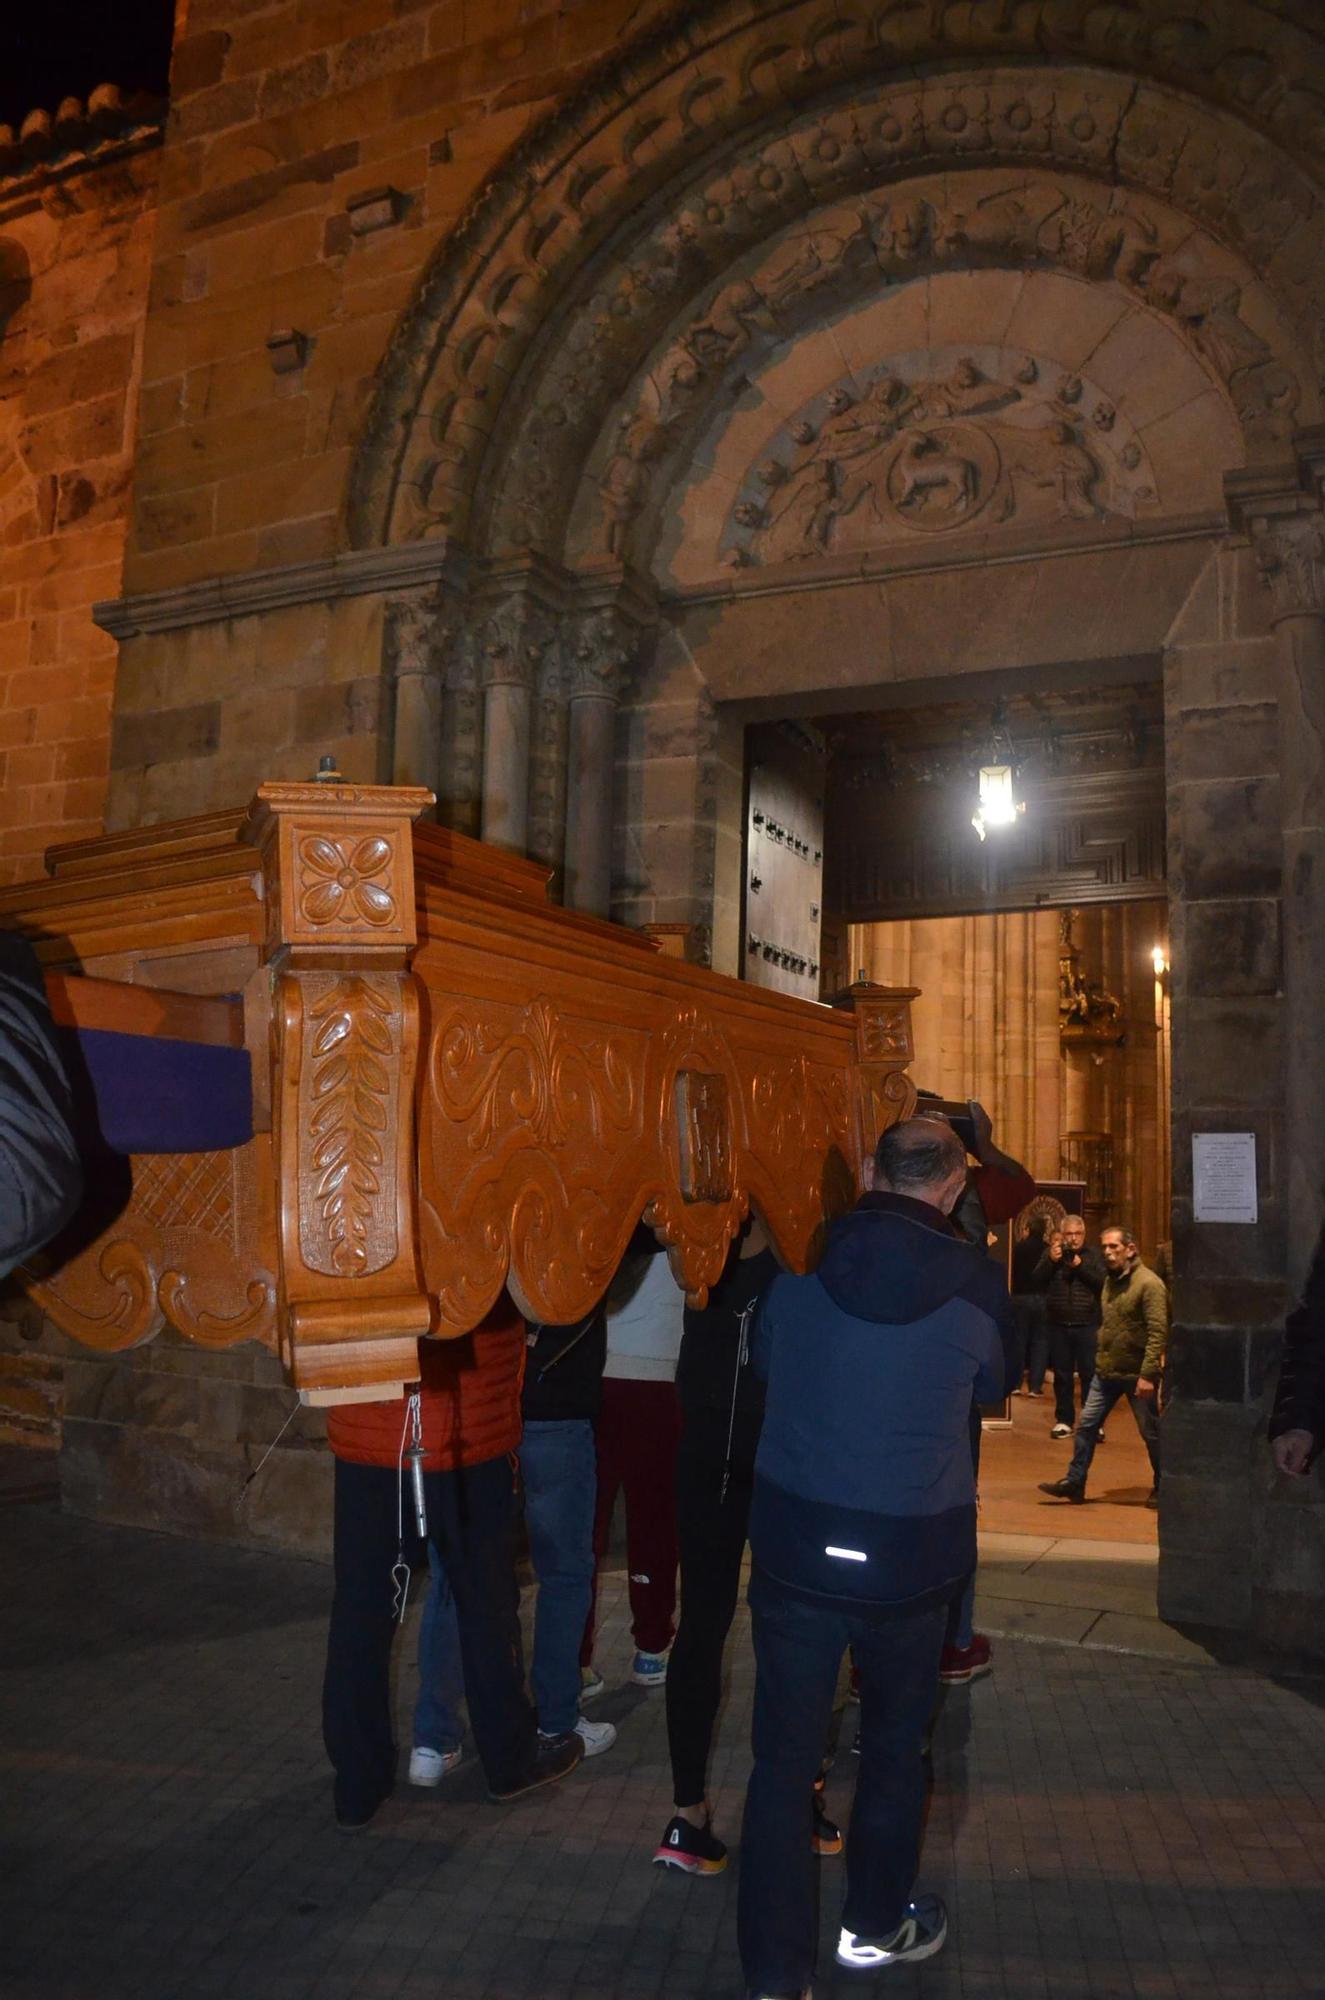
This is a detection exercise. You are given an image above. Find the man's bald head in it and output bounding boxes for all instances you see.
[866,1117,969,1213]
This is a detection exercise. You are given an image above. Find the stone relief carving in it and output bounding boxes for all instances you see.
[563,604,643,702]
[348,11,1325,561]
[475,596,554,690]
[1252,510,1325,618]
[726,350,1154,564]
[565,164,1303,568]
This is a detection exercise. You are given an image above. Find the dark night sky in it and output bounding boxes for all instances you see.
[1,1,176,129]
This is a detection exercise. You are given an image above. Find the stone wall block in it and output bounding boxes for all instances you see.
[1171,776,1281,899]
[1175,1276,1286,1328]
[1253,1494,1325,1605]
[170,29,232,96]
[170,78,261,143]
[292,675,386,742]
[1165,1325,1248,1403]
[1173,898,1281,996]
[109,701,221,770]
[1161,1467,1254,1556]
[60,1416,333,1558]
[1159,1398,1260,1479]
[1157,1543,1251,1630]
[1165,703,1278,783]
[1170,998,1279,1107]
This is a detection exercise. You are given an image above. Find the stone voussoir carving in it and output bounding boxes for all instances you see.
[347,0,1325,558]
[494,95,1317,567]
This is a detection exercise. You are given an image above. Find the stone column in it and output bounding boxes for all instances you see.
[475,590,553,853]
[386,595,449,797]
[1245,494,1325,1291]
[562,608,639,915]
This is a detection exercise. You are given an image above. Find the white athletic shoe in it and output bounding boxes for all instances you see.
[573,1716,617,1757]
[408,1745,463,1786]
[836,1896,947,1969]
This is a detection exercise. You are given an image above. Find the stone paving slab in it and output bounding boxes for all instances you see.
[3,1504,1325,2000]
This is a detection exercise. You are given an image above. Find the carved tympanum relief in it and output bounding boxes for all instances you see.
[350,0,1325,560]
[722,350,1156,565]
[572,158,1302,572]
[368,48,1322,564]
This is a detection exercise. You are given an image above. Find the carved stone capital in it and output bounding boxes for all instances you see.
[563,605,639,702]
[1252,511,1325,621]
[474,593,556,691]
[384,590,459,684]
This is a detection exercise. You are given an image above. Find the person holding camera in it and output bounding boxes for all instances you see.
[1029,1214,1105,1437]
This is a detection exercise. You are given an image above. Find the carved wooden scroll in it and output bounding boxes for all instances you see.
[410,856,916,1336]
[245,781,435,1397]
[4,787,918,1399]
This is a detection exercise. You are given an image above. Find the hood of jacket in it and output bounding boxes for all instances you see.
[816,1191,985,1325]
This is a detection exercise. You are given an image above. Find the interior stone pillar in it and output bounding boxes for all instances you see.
[1248,502,1325,1291]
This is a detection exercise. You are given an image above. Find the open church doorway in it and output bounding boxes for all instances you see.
[740,675,1176,1639]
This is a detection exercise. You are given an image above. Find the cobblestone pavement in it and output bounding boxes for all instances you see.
[3,1504,1324,2000]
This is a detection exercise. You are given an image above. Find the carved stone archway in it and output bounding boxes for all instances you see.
[345,0,1325,1666]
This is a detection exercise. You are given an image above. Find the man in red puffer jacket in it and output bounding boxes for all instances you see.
[322,1297,582,1827]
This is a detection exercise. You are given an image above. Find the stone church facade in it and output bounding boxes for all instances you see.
[3,0,1325,1659]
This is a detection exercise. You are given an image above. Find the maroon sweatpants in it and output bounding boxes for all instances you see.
[581,1375,682,1663]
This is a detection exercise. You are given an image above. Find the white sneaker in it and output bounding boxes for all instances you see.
[1050,1422,1073,1439]
[573,1716,617,1757]
[408,1745,463,1786]
[836,1896,947,1969]
[631,1648,669,1687]
[580,1664,606,1701]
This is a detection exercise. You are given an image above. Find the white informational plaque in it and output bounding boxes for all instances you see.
[1192,1132,1258,1224]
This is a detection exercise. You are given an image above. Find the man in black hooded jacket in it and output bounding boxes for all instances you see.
[0,935,82,1279]
[736,1117,1013,2000]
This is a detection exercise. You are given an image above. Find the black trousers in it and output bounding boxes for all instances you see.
[665,1399,761,1809]
[1050,1323,1099,1427]
[322,1453,537,1815]
[738,1566,950,1994]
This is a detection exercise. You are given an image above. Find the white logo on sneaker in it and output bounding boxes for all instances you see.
[670,1828,681,1845]
[629,1572,651,1583]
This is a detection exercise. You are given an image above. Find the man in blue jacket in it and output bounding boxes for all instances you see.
[737,1116,1012,2000]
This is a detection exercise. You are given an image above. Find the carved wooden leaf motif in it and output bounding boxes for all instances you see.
[298,834,397,929]
[434,996,637,1154]
[301,977,397,1278]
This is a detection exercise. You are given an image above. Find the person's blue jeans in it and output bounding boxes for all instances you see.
[413,1540,464,1754]
[737,1564,951,1995]
[323,1455,537,1814]
[1066,1373,1162,1493]
[521,1417,597,1735]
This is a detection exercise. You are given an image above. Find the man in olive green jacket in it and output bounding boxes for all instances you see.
[1039,1225,1168,1505]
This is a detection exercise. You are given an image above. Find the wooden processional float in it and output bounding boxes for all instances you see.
[1,781,919,1403]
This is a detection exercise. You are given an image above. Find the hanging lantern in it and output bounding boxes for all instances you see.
[971,763,1024,841]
